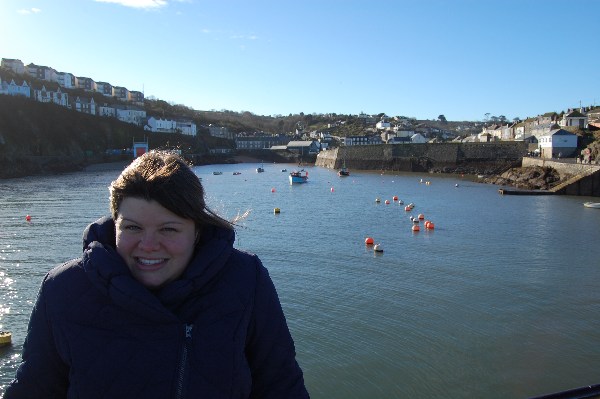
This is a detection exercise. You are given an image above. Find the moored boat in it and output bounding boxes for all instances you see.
[338,167,350,177]
[289,170,308,185]
[583,202,600,208]
[0,331,12,347]
[256,162,265,173]
[213,171,223,175]
[338,159,350,176]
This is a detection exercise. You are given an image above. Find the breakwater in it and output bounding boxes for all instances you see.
[316,142,528,173]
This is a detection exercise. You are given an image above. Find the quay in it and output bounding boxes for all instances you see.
[498,188,555,195]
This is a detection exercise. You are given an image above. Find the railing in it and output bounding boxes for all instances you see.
[549,165,599,193]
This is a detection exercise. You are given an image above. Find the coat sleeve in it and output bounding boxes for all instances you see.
[245,260,310,399]
[4,274,69,398]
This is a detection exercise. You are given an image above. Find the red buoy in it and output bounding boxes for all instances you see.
[365,237,374,245]
[25,215,31,222]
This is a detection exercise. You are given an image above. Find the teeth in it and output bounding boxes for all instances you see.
[137,258,164,265]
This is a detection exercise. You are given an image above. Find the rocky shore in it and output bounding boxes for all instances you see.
[481,165,561,190]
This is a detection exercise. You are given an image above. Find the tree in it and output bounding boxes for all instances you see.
[438,114,447,124]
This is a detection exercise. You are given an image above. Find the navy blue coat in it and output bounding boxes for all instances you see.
[5,217,309,398]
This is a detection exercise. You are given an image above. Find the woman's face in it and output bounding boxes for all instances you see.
[115,198,197,289]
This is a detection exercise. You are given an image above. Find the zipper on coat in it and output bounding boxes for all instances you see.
[175,324,193,399]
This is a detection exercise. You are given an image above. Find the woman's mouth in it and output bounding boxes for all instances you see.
[135,257,167,270]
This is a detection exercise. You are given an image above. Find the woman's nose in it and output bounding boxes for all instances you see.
[138,232,160,251]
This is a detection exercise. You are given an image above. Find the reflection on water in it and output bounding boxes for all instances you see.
[1,164,599,398]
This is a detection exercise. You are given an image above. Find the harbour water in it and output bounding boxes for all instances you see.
[1,162,599,398]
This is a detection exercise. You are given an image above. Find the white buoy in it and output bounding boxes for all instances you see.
[374,244,384,252]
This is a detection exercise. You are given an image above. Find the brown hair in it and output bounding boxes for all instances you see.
[109,150,233,231]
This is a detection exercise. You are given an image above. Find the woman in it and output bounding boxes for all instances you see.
[6,151,309,398]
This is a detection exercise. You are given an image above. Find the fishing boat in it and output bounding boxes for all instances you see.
[583,202,600,208]
[256,162,265,173]
[338,159,350,176]
[289,170,308,185]
[232,171,241,175]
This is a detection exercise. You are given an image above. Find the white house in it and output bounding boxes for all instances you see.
[96,81,114,97]
[1,58,25,74]
[176,119,197,136]
[538,128,578,159]
[55,72,76,89]
[145,116,177,133]
[116,106,146,126]
[98,104,116,118]
[560,109,587,128]
[0,78,31,97]
[26,63,56,81]
[73,96,96,115]
[376,118,391,130]
[32,85,69,106]
[411,133,428,143]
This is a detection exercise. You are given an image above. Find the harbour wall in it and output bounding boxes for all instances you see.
[316,142,528,172]
[522,157,600,196]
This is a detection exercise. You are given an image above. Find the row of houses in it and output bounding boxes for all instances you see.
[1,58,143,104]
[0,75,197,136]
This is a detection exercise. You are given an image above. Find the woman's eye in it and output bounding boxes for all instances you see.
[123,225,141,231]
[161,227,178,233]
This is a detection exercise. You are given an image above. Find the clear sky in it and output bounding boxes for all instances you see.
[2,0,598,122]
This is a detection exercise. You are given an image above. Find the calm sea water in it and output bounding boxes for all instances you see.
[1,162,600,398]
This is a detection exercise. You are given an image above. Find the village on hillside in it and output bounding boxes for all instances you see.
[1,57,598,163]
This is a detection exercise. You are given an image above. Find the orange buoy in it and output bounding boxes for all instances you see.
[25,215,31,222]
[365,237,374,245]
[426,222,435,229]
[412,225,420,232]
[418,214,424,220]
[404,206,411,211]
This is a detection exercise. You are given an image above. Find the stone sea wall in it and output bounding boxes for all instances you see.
[316,142,528,173]
[522,157,600,196]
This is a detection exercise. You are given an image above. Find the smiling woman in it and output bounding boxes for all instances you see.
[4,151,310,399]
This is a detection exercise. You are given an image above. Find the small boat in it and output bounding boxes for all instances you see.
[338,167,350,177]
[0,331,12,347]
[338,159,350,176]
[213,171,223,175]
[232,172,241,175]
[281,169,287,172]
[583,202,600,208]
[256,161,265,173]
[289,170,308,185]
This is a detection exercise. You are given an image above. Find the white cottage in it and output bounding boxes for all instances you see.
[538,129,578,159]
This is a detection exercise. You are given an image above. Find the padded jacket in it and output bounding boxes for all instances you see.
[5,216,309,399]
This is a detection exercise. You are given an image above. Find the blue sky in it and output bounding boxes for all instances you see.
[2,0,598,122]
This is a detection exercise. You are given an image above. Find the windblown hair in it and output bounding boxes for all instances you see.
[109,151,233,231]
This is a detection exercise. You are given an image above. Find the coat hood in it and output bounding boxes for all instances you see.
[81,216,236,321]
